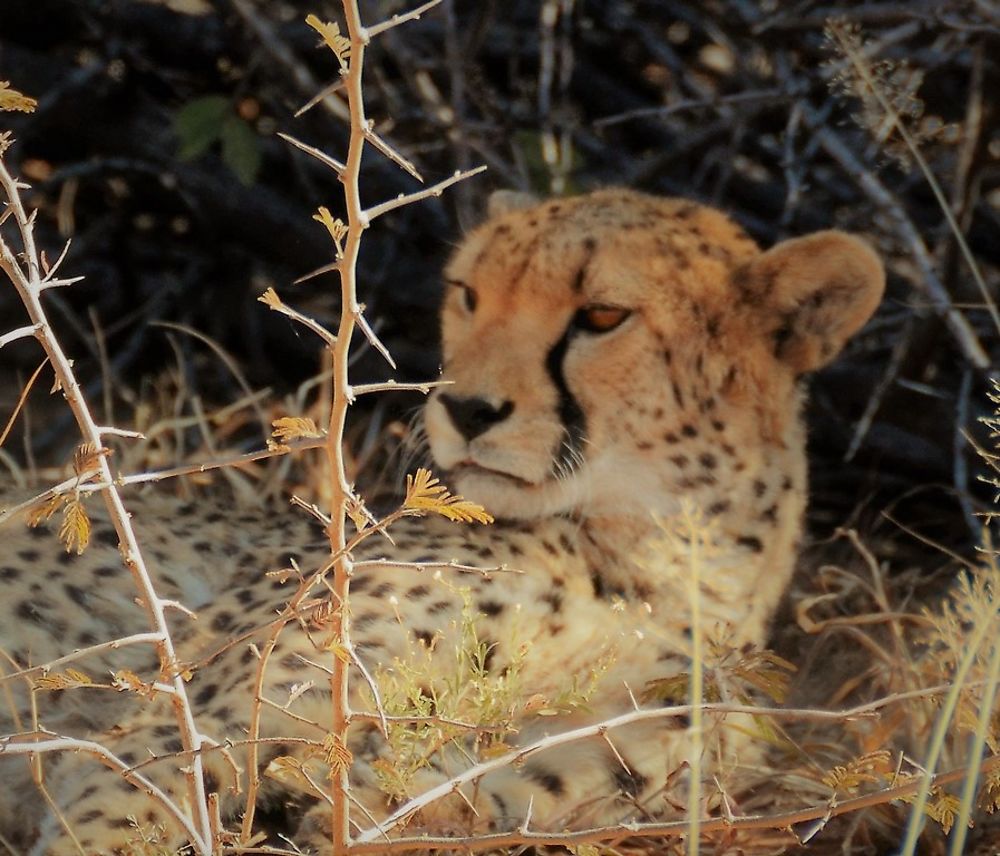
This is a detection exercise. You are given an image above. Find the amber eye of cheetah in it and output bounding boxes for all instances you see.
[571,304,631,334]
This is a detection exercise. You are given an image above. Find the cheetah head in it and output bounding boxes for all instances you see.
[424,188,884,521]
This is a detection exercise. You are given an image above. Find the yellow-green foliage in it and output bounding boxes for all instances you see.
[917,559,1000,765]
[370,583,527,800]
[370,581,611,801]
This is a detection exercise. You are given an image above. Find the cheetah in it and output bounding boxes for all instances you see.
[0,188,884,854]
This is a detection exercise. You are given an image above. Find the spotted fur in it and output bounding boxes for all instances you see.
[0,188,884,853]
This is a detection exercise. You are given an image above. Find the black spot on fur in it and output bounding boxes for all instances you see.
[527,768,565,796]
[491,791,510,821]
[478,600,504,617]
[590,571,625,599]
[737,535,764,553]
[353,612,381,631]
[542,590,563,613]
[195,683,219,705]
[279,653,306,671]
[63,583,88,607]
[613,766,648,797]
[17,600,45,624]
[94,528,119,548]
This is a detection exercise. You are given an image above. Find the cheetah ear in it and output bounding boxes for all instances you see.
[737,230,885,374]
[487,190,540,218]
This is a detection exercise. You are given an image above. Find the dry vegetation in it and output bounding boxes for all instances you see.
[1,0,999,854]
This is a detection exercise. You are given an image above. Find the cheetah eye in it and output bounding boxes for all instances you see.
[572,304,632,334]
[448,281,477,313]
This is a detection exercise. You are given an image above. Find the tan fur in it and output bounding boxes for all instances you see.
[0,188,883,854]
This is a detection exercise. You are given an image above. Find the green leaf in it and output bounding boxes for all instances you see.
[220,114,261,186]
[174,95,229,160]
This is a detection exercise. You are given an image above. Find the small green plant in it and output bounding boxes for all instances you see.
[174,94,261,185]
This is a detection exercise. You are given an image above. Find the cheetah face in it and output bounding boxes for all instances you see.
[424,189,883,521]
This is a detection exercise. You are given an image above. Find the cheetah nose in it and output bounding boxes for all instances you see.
[439,394,514,442]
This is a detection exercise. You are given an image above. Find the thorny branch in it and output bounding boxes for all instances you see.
[253,3,485,850]
[0,437,327,528]
[346,753,1000,854]
[0,137,214,854]
[0,632,165,685]
[354,687,996,843]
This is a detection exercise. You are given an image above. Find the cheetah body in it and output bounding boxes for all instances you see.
[0,189,884,853]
